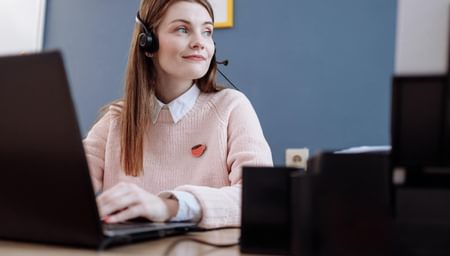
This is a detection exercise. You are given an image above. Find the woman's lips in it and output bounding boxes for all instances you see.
[183,55,206,61]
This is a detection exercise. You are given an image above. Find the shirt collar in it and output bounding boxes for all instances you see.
[151,84,200,124]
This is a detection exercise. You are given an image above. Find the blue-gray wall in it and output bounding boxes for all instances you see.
[44,0,397,165]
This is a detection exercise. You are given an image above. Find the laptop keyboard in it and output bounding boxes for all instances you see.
[102,221,196,237]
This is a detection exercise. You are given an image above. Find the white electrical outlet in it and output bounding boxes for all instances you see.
[285,148,309,169]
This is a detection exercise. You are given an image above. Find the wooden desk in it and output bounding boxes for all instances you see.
[0,229,246,256]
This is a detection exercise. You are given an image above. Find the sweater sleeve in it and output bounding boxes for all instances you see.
[83,110,113,193]
[176,90,273,228]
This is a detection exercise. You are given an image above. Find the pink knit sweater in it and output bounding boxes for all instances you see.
[83,89,273,228]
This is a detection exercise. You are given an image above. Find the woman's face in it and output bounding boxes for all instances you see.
[154,1,214,84]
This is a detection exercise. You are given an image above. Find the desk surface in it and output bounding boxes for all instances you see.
[0,229,246,256]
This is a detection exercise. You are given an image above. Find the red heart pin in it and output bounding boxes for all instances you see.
[191,144,206,157]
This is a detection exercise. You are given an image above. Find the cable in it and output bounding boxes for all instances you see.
[163,226,240,255]
[189,225,240,232]
[217,68,240,91]
[163,237,239,255]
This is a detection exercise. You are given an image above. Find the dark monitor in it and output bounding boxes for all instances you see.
[391,75,450,187]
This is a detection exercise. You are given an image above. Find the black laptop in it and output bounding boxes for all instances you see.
[0,51,196,249]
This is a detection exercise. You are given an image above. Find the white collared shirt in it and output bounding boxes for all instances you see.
[151,84,200,124]
[153,85,202,222]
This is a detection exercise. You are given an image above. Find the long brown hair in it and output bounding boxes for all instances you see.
[121,0,218,176]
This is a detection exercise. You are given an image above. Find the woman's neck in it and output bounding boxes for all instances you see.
[155,77,194,104]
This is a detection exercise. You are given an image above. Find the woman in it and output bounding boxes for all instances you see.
[84,0,273,228]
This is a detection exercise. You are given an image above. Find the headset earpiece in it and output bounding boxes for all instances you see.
[136,12,159,54]
[138,31,157,53]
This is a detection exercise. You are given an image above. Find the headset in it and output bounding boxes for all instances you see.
[135,12,239,90]
[135,12,159,54]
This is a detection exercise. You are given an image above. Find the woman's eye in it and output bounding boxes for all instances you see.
[203,30,213,36]
[177,27,188,33]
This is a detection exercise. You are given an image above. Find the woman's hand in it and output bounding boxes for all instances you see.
[96,182,179,223]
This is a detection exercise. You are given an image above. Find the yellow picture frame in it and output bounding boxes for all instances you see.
[208,0,233,28]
